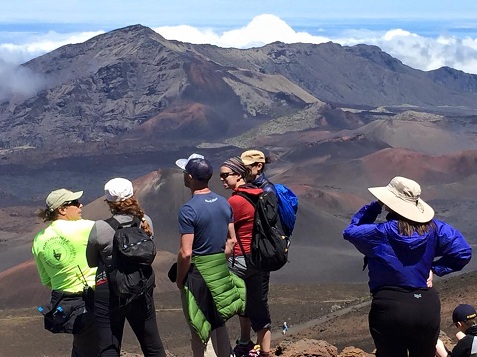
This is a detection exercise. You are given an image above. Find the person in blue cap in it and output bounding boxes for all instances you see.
[175,153,245,357]
[436,304,477,357]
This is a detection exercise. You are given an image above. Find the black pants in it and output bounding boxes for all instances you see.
[229,255,271,332]
[369,287,440,357]
[94,281,166,357]
[72,312,98,357]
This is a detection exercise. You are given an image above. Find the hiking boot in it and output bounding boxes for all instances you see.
[233,340,255,357]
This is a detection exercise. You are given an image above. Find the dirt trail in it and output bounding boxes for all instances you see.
[286,299,371,335]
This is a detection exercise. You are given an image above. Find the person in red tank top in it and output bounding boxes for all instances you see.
[220,156,271,357]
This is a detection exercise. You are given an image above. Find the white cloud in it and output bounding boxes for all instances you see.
[0,61,45,101]
[153,25,221,46]
[155,14,329,48]
[0,31,104,65]
[155,14,477,74]
[0,31,104,101]
[346,29,477,74]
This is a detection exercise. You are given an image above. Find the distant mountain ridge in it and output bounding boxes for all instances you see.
[191,41,477,107]
[0,24,477,151]
[0,25,317,149]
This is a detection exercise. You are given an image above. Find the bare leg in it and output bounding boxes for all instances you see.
[256,327,271,353]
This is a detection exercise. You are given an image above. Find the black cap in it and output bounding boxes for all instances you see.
[452,304,477,323]
[185,158,213,181]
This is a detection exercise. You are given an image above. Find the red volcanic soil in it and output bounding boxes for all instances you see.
[362,148,477,185]
[0,260,51,309]
[0,250,177,309]
[136,102,210,134]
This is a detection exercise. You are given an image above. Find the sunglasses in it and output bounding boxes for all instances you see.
[63,199,81,207]
[219,172,236,179]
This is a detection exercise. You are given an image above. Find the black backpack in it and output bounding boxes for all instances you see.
[105,217,156,304]
[237,191,290,271]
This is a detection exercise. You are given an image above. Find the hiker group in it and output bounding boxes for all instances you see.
[31,148,475,357]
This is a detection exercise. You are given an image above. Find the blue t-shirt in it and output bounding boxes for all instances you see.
[178,191,233,256]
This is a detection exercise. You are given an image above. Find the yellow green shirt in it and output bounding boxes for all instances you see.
[32,219,96,292]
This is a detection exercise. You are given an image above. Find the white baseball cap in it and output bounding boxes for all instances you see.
[104,178,134,202]
[175,153,204,170]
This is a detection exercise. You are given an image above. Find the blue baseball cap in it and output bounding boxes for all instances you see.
[184,158,213,181]
[175,153,204,170]
[452,304,477,324]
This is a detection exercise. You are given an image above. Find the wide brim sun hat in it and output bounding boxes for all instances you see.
[368,176,434,223]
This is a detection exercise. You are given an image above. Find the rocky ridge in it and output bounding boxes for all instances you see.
[1,24,477,153]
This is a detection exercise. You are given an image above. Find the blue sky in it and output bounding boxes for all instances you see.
[1,0,477,76]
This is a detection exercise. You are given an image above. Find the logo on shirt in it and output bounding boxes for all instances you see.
[414,293,422,299]
[205,198,218,203]
[42,236,76,269]
[53,250,62,261]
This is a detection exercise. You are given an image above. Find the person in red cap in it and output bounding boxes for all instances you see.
[436,304,477,357]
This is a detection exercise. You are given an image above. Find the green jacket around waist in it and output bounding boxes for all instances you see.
[184,252,245,343]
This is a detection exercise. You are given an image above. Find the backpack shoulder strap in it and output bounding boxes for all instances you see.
[105,217,141,230]
[236,191,257,208]
[130,216,143,227]
[235,231,248,257]
[104,217,121,231]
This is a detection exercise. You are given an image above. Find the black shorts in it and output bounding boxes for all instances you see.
[244,266,271,331]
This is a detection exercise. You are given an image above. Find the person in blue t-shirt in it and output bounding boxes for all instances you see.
[343,176,472,357]
[175,153,240,357]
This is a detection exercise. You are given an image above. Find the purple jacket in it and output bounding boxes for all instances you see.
[343,201,472,292]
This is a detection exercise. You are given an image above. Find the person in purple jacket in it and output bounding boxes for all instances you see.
[343,176,472,357]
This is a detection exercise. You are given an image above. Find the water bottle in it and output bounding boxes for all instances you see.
[53,306,66,324]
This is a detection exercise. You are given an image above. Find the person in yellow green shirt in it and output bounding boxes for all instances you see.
[32,188,98,357]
